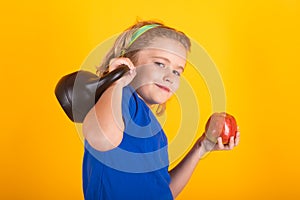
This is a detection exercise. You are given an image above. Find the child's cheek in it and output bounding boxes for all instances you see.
[171,78,180,93]
[131,65,155,88]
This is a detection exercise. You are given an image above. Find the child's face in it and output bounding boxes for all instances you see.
[130,37,187,106]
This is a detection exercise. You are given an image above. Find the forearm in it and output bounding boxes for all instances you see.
[169,139,207,198]
[96,82,124,132]
[83,82,125,151]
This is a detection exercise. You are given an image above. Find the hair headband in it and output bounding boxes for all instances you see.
[121,24,160,56]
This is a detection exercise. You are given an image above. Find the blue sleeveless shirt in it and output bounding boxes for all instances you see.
[82,86,173,200]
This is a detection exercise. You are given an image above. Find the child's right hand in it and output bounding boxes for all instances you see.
[108,57,136,87]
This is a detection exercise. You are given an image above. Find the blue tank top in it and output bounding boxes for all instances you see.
[82,86,173,200]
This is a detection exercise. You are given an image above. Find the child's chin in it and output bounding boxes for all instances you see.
[155,98,169,105]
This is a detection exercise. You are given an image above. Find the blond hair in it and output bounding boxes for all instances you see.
[96,20,191,115]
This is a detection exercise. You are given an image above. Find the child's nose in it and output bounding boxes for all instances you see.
[163,69,174,84]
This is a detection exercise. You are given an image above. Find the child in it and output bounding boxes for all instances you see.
[82,20,240,200]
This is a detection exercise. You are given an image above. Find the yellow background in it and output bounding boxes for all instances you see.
[1,0,299,199]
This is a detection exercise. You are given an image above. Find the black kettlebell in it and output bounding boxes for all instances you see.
[55,65,129,123]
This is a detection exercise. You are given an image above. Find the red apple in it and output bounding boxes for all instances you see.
[205,112,237,144]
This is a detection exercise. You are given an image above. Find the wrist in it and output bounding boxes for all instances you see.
[197,137,216,159]
[193,138,207,160]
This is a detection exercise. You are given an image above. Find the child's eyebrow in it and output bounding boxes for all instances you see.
[152,56,185,72]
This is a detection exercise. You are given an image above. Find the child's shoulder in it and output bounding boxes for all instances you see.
[122,85,137,104]
[122,85,149,123]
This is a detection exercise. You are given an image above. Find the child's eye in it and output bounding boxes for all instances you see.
[154,62,165,68]
[173,70,181,77]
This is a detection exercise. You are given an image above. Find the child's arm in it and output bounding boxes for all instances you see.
[82,58,136,151]
[169,131,240,198]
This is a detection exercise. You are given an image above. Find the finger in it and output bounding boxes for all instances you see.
[217,137,224,149]
[109,58,121,71]
[117,58,134,69]
[126,67,136,78]
[129,68,136,76]
[124,58,135,70]
[235,131,240,146]
[109,58,117,66]
[109,58,134,71]
[229,136,235,149]
[117,68,136,86]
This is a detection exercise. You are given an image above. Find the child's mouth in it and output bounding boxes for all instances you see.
[155,84,170,93]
